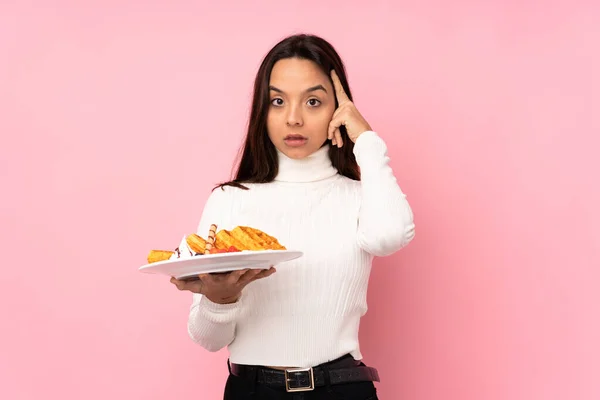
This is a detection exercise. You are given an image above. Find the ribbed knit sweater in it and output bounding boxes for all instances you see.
[186,131,415,367]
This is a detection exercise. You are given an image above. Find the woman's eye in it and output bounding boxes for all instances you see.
[270,98,320,107]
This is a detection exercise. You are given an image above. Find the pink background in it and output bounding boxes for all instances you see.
[1,1,599,399]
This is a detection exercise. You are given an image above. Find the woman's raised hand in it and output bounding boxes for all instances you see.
[328,69,372,148]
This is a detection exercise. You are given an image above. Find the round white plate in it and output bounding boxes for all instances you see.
[138,250,303,280]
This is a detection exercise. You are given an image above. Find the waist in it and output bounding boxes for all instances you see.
[229,354,380,393]
[227,314,363,366]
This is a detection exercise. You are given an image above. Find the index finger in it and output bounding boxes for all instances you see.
[330,69,350,104]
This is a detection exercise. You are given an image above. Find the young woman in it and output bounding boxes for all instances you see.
[170,33,415,399]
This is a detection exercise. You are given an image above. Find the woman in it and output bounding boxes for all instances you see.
[170,33,415,399]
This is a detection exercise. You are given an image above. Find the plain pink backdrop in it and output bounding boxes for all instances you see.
[1,1,599,399]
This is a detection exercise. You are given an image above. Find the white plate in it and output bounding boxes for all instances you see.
[138,250,303,280]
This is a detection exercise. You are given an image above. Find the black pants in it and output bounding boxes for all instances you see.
[223,358,379,400]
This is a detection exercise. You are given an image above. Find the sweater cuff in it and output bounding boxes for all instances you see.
[197,293,242,324]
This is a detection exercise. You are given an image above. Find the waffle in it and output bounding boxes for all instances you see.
[230,226,286,250]
[147,250,174,263]
[214,229,248,250]
[186,233,206,254]
[146,226,286,263]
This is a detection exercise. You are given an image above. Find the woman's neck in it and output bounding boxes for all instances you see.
[274,145,338,183]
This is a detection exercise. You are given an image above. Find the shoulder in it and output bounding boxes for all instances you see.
[200,185,234,210]
[207,184,245,202]
[207,181,268,203]
[335,174,361,189]
[210,184,239,195]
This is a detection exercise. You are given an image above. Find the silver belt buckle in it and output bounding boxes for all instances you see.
[284,367,315,392]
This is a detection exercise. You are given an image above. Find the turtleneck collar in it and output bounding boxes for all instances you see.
[274,144,339,183]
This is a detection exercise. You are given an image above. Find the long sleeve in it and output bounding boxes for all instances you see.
[187,293,241,352]
[186,187,241,352]
[354,131,416,256]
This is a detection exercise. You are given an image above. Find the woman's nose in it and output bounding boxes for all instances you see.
[286,106,303,126]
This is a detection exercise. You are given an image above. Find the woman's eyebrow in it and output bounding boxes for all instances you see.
[269,84,328,94]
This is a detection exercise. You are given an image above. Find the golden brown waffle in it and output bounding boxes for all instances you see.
[227,226,284,250]
[186,233,206,254]
[214,229,248,250]
[146,226,286,263]
[242,226,286,250]
[230,226,267,250]
[147,250,174,263]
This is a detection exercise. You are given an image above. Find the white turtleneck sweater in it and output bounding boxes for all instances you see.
[186,131,415,368]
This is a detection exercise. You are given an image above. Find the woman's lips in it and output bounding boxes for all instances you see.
[284,135,308,147]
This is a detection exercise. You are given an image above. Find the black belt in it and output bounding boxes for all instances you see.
[229,354,380,393]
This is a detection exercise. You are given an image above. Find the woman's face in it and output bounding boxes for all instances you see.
[266,58,336,159]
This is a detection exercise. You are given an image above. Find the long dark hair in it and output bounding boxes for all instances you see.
[217,34,360,190]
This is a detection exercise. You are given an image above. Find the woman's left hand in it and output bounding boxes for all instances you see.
[328,69,372,148]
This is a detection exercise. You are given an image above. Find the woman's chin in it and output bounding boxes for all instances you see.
[281,148,311,159]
